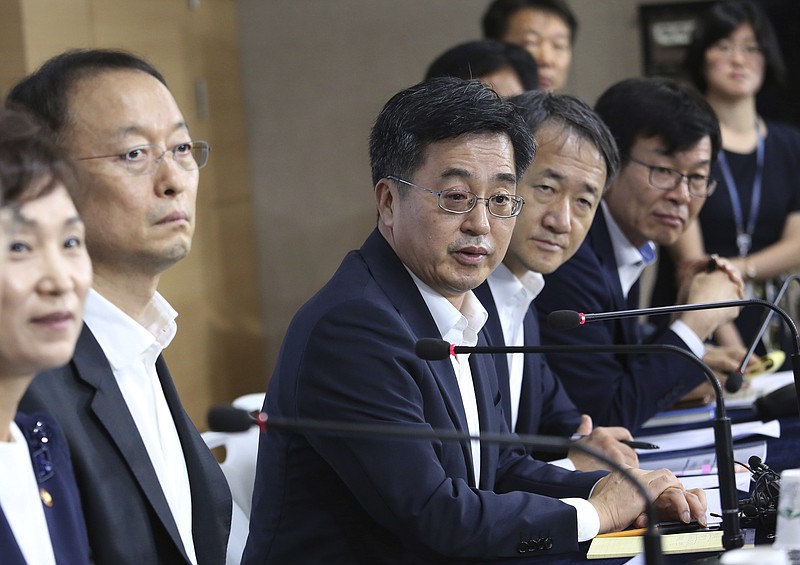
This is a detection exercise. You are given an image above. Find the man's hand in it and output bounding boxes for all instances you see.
[568,414,639,471]
[703,343,761,385]
[678,257,745,341]
[590,467,707,534]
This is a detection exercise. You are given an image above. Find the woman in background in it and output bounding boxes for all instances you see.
[0,108,92,564]
[653,0,800,362]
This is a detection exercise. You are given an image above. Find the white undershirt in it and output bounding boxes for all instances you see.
[0,422,56,565]
[84,289,197,564]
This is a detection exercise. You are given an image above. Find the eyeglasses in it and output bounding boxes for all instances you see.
[708,41,762,59]
[76,141,211,176]
[387,175,524,218]
[628,157,717,198]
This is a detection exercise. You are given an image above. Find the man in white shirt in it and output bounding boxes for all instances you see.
[243,77,707,564]
[535,78,744,431]
[11,49,231,564]
[475,90,639,472]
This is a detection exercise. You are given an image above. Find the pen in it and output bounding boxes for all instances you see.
[570,434,659,450]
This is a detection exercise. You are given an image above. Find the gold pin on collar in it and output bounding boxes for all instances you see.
[40,488,53,507]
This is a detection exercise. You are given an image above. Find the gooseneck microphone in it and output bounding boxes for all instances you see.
[735,274,800,381]
[416,337,745,551]
[547,299,800,405]
[208,403,666,565]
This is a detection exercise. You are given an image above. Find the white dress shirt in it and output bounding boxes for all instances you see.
[410,271,486,487]
[486,265,579,471]
[84,289,197,564]
[486,263,544,431]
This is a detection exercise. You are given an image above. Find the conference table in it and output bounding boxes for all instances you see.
[502,406,800,565]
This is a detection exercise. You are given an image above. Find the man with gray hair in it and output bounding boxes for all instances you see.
[243,77,706,563]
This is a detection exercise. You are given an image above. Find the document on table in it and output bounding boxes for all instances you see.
[725,371,795,409]
[587,530,725,559]
[639,438,767,478]
[680,471,752,494]
[636,419,780,453]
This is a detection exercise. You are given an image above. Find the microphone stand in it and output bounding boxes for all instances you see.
[232,409,666,565]
[415,338,744,552]
[547,298,800,419]
[734,274,800,378]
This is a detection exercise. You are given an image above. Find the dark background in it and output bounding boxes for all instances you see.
[639,0,800,128]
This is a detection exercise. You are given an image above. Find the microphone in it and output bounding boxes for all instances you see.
[416,337,745,551]
[208,404,254,432]
[738,456,781,533]
[547,299,800,401]
[753,383,799,421]
[732,274,800,387]
[208,404,666,565]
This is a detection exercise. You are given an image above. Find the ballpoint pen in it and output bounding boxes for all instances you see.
[570,434,659,450]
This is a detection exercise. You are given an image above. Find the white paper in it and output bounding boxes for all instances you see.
[636,420,780,453]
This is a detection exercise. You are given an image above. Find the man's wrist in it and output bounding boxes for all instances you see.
[744,258,757,281]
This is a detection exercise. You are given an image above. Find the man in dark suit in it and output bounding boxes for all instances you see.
[9,50,231,564]
[242,77,707,564]
[535,78,744,431]
[475,90,638,472]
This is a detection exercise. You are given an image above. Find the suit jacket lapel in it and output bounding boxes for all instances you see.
[361,231,474,475]
[156,356,231,564]
[72,326,190,563]
[473,283,513,427]
[590,212,639,344]
[515,310,540,434]
[469,333,501,490]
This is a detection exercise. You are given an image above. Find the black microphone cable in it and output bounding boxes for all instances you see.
[208,403,667,565]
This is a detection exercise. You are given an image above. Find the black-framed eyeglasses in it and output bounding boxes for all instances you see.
[387,175,524,218]
[627,157,717,198]
[75,140,211,176]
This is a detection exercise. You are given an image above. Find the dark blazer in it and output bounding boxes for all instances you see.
[19,327,232,565]
[474,281,582,445]
[533,210,707,432]
[242,230,605,564]
[0,412,91,565]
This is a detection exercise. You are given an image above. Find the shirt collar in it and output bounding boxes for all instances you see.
[601,202,656,270]
[406,269,488,348]
[487,262,545,313]
[83,288,178,370]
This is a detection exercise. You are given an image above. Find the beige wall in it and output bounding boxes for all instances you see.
[3,0,267,427]
[238,0,695,383]
[4,0,700,415]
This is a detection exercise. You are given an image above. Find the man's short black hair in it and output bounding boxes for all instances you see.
[594,78,721,167]
[425,39,538,92]
[6,48,166,140]
[369,77,536,186]
[482,0,578,43]
[510,90,619,192]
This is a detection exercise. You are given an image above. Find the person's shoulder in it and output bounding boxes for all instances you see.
[765,119,800,148]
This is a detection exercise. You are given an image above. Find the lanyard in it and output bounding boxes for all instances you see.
[716,123,765,257]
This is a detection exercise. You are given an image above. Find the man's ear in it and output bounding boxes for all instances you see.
[375,178,396,227]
